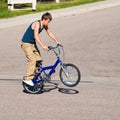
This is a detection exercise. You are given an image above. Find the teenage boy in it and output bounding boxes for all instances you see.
[21,12,61,86]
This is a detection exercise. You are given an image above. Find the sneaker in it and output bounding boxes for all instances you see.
[23,80,34,86]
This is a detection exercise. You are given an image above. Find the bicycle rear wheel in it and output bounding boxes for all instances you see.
[59,63,81,87]
[23,81,44,94]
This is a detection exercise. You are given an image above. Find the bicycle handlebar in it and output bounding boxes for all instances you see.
[48,44,63,56]
[48,44,63,51]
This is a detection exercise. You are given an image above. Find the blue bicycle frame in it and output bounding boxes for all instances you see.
[32,57,62,84]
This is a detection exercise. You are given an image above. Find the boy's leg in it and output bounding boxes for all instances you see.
[21,43,42,80]
[33,44,43,75]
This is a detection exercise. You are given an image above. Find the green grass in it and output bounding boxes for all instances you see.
[0,0,103,19]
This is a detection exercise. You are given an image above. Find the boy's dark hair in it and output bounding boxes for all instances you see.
[41,12,52,21]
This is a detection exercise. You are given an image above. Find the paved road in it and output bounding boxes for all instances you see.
[0,77,120,120]
[0,2,120,120]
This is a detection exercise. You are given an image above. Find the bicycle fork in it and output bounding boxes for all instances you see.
[60,63,70,77]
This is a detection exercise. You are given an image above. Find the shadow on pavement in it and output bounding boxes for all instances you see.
[0,78,79,94]
[0,79,21,81]
[23,84,79,95]
[80,80,94,83]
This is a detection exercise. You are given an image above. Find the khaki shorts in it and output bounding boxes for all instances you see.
[21,42,42,80]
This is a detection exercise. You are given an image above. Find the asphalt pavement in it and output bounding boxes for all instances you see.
[0,1,120,120]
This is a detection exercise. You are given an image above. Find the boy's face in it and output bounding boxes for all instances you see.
[43,19,51,26]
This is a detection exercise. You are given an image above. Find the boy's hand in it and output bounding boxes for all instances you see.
[43,46,49,51]
[56,41,62,45]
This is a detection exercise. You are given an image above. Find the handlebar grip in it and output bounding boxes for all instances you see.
[48,46,53,50]
[57,44,63,47]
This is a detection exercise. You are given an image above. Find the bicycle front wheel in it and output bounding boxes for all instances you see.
[59,63,81,87]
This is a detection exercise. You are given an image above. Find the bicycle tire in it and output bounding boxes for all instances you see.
[59,63,81,87]
[23,81,44,94]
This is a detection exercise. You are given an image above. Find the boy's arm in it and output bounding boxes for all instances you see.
[45,26,61,44]
[34,22,48,50]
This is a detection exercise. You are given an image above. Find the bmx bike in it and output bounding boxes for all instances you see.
[23,44,81,94]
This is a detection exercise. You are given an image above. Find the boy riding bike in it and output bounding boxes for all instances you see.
[21,12,61,86]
